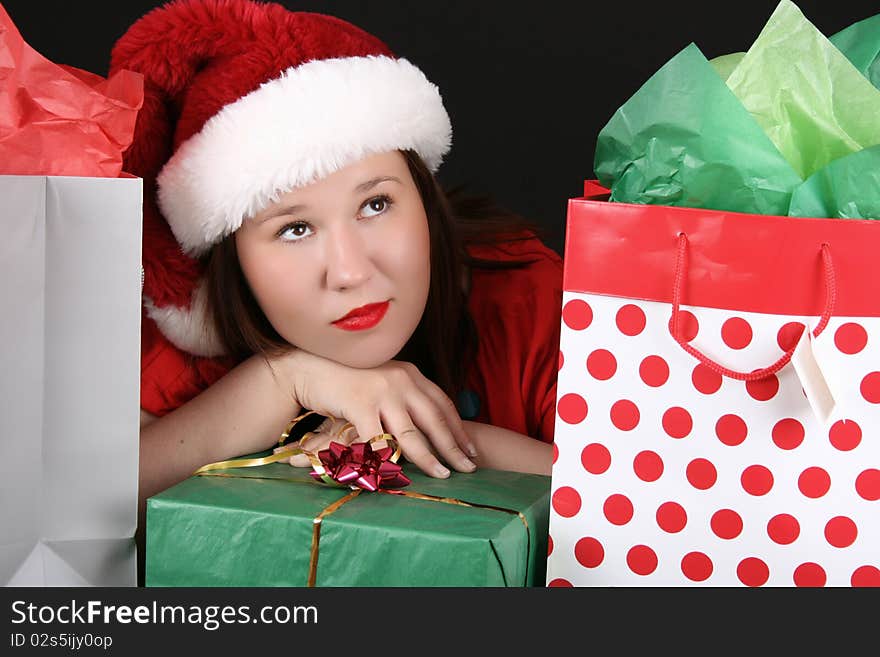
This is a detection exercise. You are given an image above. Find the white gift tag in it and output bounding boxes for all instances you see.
[791,326,836,426]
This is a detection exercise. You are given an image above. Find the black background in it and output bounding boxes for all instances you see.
[3,0,878,254]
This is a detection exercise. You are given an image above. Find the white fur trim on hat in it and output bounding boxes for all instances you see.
[157,55,452,256]
[144,277,225,357]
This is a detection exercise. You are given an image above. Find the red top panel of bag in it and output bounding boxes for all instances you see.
[565,194,880,318]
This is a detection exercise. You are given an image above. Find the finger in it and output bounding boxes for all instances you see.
[272,444,293,465]
[284,428,356,468]
[382,407,467,478]
[391,424,453,479]
[287,431,319,468]
[403,396,476,473]
[330,419,359,444]
[408,375,477,458]
[344,410,386,448]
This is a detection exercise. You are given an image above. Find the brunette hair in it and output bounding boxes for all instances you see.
[204,150,543,399]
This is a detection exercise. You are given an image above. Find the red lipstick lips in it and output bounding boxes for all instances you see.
[332,301,390,331]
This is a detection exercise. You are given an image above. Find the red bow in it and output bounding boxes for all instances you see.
[311,441,411,491]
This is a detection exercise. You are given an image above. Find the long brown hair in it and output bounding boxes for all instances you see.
[204,150,542,400]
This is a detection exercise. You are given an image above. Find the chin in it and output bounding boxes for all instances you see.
[343,355,394,369]
[324,341,404,369]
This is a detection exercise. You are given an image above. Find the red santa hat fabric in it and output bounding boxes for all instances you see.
[110,0,451,356]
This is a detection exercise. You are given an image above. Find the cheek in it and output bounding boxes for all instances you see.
[237,245,311,321]
[388,213,431,284]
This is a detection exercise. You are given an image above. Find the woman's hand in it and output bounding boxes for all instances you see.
[271,349,477,478]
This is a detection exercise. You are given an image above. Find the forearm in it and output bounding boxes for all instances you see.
[463,421,552,476]
[139,352,301,507]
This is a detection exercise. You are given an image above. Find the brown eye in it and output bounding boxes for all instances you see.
[362,195,391,218]
[278,221,313,242]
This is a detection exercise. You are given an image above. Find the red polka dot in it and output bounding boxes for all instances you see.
[574,536,604,568]
[777,322,805,351]
[633,451,664,482]
[681,552,713,582]
[616,304,646,336]
[639,355,669,387]
[558,393,588,424]
[834,322,868,355]
[626,545,658,576]
[746,374,779,402]
[662,407,693,439]
[798,467,831,499]
[610,399,640,431]
[562,299,592,330]
[558,350,564,371]
[670,310,699,342]
[692,363,722,395]
[855,469,880,501]
[741,465,774,496]
[581,443,611,475]
[552,442,558,464]
[547,535,553,556]
[603,494,634,526]
[711,509,743,540]
[793,563,826,587]
[851,566,880,587]
[552,486,582,518]
[860,372,880,404]
[829,419,861,451]
[715,414,747,446]
[587,349,617,380]
[722,317,753,350]
[825,516,857,548]
[737,557,770,587]
[547,578,574,587]
[686,458,717,490]
[771,418,805,450]
[767,514,800,545]
[656,502,687,533]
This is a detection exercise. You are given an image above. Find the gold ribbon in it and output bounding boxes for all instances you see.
[192,412,532,586]
[193,410,400,487]
[308,489,362,587]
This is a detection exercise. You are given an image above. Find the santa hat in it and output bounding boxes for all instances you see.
[110,0,451,356]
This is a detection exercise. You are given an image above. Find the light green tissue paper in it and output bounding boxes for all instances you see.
[725,0,880,180]
[789,144,880,220]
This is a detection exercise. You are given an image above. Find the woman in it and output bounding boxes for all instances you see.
[114,0,562,521]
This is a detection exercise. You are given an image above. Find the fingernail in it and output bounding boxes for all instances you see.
[467,444,478,458]
[435,464,451,478]
[463,459,477,472]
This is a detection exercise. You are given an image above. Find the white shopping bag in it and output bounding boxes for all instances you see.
[547,187,880,587]
[0,175,142,586]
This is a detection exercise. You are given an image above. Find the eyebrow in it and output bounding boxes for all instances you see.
[257,175,402,223]
[355,175,402,193]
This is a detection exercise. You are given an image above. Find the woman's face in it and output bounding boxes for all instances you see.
[235,150,431,368]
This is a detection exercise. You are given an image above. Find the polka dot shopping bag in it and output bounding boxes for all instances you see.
[547,184,880,587]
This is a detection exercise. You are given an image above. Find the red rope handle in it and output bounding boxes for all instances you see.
[668,233,836,382]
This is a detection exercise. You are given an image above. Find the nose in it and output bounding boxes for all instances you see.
[324,223,374,291]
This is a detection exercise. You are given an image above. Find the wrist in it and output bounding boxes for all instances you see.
[253,349,305,422]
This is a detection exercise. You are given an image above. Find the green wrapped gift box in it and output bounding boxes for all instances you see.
[145,462,550,587]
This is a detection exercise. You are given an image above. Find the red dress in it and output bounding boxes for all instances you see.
[141,236,563,442]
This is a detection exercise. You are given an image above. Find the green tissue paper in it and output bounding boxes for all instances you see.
[594,42,801,216]
[595,0,880,221]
